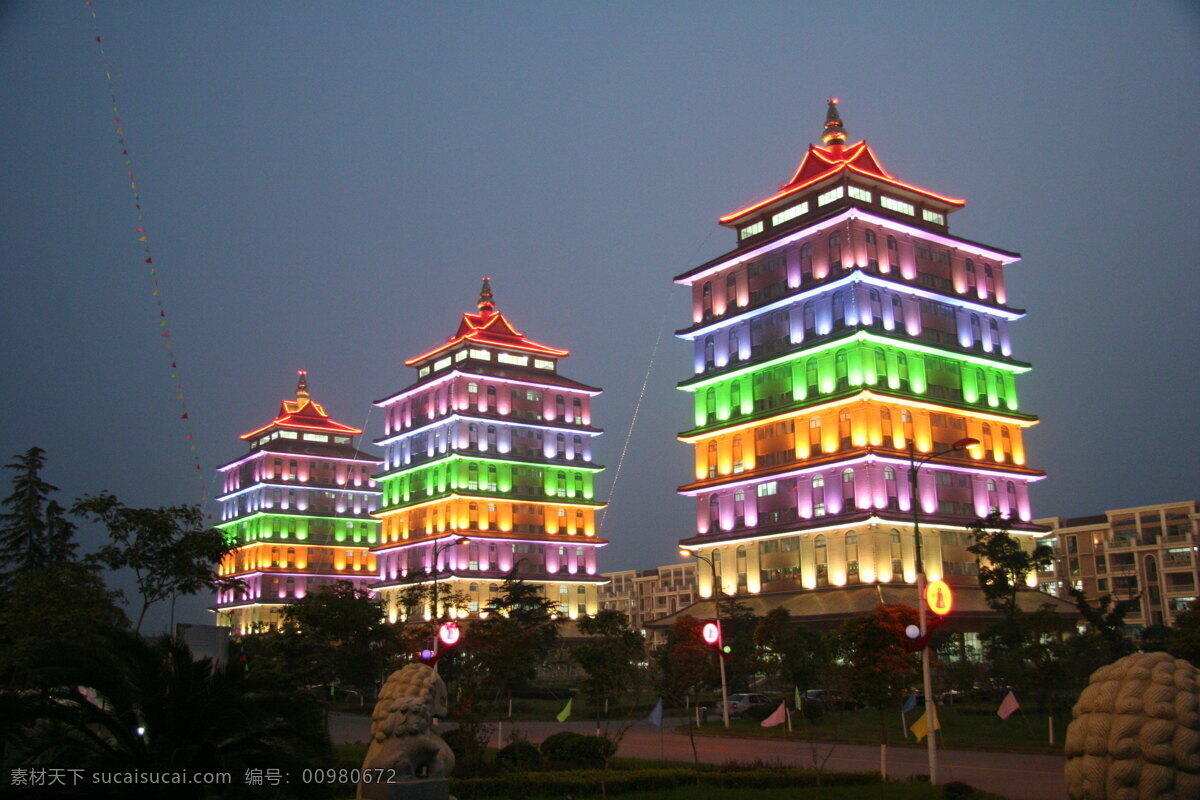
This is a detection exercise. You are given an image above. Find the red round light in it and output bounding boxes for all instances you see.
[438,621,461,647]
[701,621,720,645]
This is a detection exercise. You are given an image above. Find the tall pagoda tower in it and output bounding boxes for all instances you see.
[371,279,606,622]
[214,372,382,633]
[675,101,1044,607]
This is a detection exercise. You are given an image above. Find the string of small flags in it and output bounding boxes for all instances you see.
[85,1,208,507]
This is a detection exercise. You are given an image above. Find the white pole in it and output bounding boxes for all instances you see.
[786,705,792,734]
[497,721,502,748]
[717,650,730,729]
[1049,715,1054,746]
[881,744,887,781]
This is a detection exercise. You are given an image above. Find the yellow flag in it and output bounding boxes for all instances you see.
[556,697,573,722]
[909,708,941,741]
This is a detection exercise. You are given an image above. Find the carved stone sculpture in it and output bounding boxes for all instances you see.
[357,663,455,800]
[1064,651,1200,799]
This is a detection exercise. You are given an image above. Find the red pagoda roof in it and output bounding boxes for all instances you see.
[719,99,965,225]
[240,371,363,439]
[404,278,569,366]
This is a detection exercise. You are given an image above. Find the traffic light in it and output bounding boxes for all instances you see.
[701,619,732,658]
[418,621,463,665]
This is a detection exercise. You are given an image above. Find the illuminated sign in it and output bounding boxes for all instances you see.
[438,621,461,648]
[701,621,721,645]
[925,580,953,616]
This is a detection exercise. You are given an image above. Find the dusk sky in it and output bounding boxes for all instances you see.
[2,2,1197,633]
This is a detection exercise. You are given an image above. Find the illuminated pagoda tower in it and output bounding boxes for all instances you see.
[371,279,606,622]
[674,101,1045,612]
[214,371,382,633]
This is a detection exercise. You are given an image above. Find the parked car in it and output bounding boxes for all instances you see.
[718,693,772,717]
[803,689,864,710]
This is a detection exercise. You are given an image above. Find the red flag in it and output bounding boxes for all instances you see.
[145,257,152,263]
[181,413,189,419]
[760,701,788,728]
[997,691,1020,720]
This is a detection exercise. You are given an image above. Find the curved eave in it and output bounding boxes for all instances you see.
[678,512,1049,549]
[374,368,602,407]
[677,207,1021,285]
[374,411,603,446]
[677,389,1039,442]
[718,155,965,226]
[677,331,1032,394]
[373,452,606,483]
[677,449,1046,496]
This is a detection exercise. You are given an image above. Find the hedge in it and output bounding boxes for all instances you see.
[451,768,881,799]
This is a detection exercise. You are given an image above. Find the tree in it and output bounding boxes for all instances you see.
[655,616,712,770]
[0,562,128,679]
[755,607,826,695]
[74,492,235,632]
[1,629,332,799]
[277,580,397,693]
[573,609,645,718]
[469,576,560,708]
[967,511,1053,617]
[1167,600,1200,665]
[1067,587,1137,659]
[835,603,920,742]
[714,594,761,692]
[0,447,78,579]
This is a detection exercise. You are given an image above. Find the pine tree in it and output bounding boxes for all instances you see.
[0,447,77,578]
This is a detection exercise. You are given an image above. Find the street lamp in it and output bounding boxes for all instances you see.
[908,436,979,784]
[429,535,470,659]
[679,546,731,730]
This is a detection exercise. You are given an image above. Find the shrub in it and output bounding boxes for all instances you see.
[442,726,490,776]
[943,781,977,799]
[538,731,616,768]
[496,738,544,773]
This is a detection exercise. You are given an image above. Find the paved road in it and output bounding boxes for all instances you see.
[330,713,1067,800]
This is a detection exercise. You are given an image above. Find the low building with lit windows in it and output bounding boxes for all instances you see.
[371,279,607,622]
[214,372,382,633]
[600,562,697,645]
[668,101,1059,631]
[1037,501,1200,629]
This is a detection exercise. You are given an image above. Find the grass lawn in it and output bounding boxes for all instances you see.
[689,702,1064,754]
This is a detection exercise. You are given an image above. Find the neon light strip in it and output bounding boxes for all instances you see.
[719,145,965,223]
[680,271,1023,342]
[216,510,381,529]
[680,330,1029,393]
[374,575,606,588]
[374,411,602,446]
[375,368,602,408]
[218,482,382,501]
[679,389,1037,442]
[373,492,607,517]
[241,418,362,440]
[681,207,1020,286]
[405,338,567,367]
[223,570,377,580]
[677,452,1044,496]
[375,452,604,483]
[232,542,374,552]
[218,450,381,473]
[373,535,606,555]
[679,513,1041,549]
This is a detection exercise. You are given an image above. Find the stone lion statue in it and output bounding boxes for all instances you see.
[1064,651,1200,799]
[357,663,455,800]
